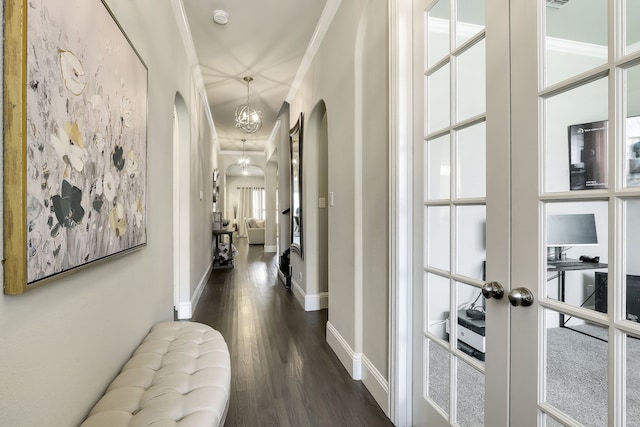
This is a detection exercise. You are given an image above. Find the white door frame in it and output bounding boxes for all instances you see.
[173,94,192,320]
[389,0,414,425]
[389,0,513,425]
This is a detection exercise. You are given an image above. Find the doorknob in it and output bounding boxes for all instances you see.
[508,287,534,307]
[481,281,504,300]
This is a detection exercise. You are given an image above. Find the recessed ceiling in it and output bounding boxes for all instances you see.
[182,0,327,154]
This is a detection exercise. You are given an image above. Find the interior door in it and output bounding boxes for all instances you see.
[411,0,511,425]
[511,0,640,425]
[412,0,639,426]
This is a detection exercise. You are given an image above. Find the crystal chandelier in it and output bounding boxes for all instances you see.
[239,139,249,170]
[234,77,262,134]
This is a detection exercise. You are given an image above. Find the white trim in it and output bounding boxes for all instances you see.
[170,0,217,150]
[362,355,390,417]
[176,259,213,320]
[264,245,278,253]
[286,0,343,103]
[325,323,389,415]
[353,0,368,368]
[176,302,192,320]
[326,321,361,379]
[190,260,213,317]
[291,279,328,311]
[546,36,607,58]
[389,0,413,425]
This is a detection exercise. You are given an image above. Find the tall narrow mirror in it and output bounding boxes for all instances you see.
[290,113,304,256]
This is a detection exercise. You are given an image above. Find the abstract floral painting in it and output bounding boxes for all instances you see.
[15,0,148,288]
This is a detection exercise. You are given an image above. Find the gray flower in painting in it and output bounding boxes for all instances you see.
[52,180,85,228]
[113,145,125,171]
[59,50,86,96]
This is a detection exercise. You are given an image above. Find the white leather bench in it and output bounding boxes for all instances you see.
[81,321,230,427]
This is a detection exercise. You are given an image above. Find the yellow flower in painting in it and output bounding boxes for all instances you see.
[109,203,127,236]
[131,197,143,228]
[121,96,133,128]
[51,124,85,172]
[64,122,84,149]
[59,50,86,95]
[126,151,139,176]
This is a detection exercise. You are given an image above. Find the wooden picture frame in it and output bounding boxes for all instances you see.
[4,0,148,294]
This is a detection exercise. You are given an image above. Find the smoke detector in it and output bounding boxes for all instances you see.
[213,9,229,25]
[546,0,570,9]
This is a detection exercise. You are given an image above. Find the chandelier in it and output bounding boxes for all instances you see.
[239,139,249,169]
[234,77,262,134]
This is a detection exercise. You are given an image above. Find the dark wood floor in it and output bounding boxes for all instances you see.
[193,238,394,427]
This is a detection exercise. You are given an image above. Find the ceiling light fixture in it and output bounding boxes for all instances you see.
[235,77,262,134]
[239,139,249,168]
[212,10,229,25]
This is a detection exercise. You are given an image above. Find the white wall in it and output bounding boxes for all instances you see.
[0,1,215,425]
[288,0,390,412]
[225,174,266,233]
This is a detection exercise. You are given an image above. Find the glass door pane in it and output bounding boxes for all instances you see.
[421,0,487,424]
[544,0,607,87]
[510,0,640,425]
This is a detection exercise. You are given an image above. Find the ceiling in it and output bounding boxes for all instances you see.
[182,0,327,155]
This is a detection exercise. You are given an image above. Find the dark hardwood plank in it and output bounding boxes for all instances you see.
[193,238,394,427]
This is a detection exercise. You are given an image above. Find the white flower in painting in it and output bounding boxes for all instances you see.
[94,177,103,196]
[131,197,143,228]
[121,96,133,128]
[59,50,86,95]
[93,132,106,153]
[126,151,139,176]
[103,172,117,203]
[90,94,103,108]
[51,123,85,172]
[109,202,127,237]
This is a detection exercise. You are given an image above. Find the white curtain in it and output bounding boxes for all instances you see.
[237,187,265,237]
[237,187,253,237]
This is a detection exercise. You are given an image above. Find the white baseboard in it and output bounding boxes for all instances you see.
[361,354,390,416]
[326,322,390,416]
[291,279,328,311]
[264,245,277,253]
[177,260,212,320]
[326,321,360,378]
[176,302,192,320]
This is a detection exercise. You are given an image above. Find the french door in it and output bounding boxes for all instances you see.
[411,0,640,426]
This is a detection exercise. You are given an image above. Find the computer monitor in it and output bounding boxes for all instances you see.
[547,213,598,261]
[594,272,640,323]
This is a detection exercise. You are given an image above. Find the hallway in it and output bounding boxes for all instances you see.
[193,238,393,426]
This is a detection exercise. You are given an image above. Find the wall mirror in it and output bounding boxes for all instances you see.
[290,113,304,256]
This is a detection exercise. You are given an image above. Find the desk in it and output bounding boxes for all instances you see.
[213,230,234,269]
[547,259,608,340]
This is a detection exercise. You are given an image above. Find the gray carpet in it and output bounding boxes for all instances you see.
[547,324,640,427]
[427,326,640,427]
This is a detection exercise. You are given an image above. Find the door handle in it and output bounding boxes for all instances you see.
[482,281,504,300]
[508,287,534,307]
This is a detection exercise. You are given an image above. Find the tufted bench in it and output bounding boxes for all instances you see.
[80,321,230,427]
